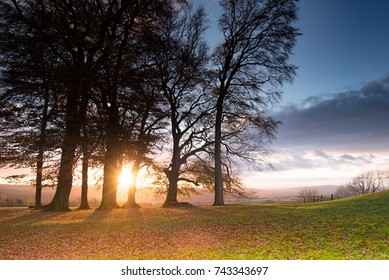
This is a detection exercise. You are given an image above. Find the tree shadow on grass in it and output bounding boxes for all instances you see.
[0,207,66,226]
[80,207,111,224]
[123,207,144,221]
[81,207,145,224]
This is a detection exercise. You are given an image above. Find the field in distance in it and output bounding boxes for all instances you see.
[1,190,388,260]
[0,184,341,207]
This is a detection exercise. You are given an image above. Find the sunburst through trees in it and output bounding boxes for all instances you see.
[0,0,299,210]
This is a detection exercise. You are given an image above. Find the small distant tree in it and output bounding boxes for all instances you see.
[299,187,318,202]
[337,170,388,198]
[335,185,356,198]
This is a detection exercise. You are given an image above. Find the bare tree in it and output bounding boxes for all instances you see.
[337,170,388,198]
[0,0,63,209]
[211,0,300,205]
[1,0,176,211]
[144,3,213,207]
[299,187,319,202]
[120,82,167,209]
[357,170,386,194]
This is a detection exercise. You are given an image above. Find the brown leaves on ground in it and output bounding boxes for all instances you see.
[1,195,388,260]
[1,207,236,259]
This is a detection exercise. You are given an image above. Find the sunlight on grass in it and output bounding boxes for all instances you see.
[1,191,388,260]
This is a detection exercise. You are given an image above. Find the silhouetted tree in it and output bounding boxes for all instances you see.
[0,0,63,209]
[337,170,388,198]
[299,187,319,202]
[144,3,213,207]
[120,82,167,208]
[211,0,299,205]
[77,101,103,210]
[1,0,188,210]
[95,0,175,210]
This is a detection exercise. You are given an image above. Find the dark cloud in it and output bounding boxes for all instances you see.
[273,74,389,151]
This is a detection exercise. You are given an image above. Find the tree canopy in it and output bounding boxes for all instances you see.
[0,0,300,210]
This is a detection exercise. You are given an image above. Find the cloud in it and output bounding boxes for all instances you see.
[270,150,374,172]
[339,153,374,163]
[314,150,332,159]
[273,74,389,152]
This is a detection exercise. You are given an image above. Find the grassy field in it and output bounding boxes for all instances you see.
[1,190,388,260]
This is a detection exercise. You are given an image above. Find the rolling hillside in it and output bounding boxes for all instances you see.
[1,190,388,259]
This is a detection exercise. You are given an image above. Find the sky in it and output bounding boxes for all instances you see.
[246,0,389,188]
[2,0,389,190]
[197,0,389,188]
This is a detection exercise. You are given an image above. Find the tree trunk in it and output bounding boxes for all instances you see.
[45,129,78,211]
[57,128,79,211]
[34,150,44,210]
[34,129,45,210]
[98,148,120,210]
[213,98,225,206]
[34,88,50,210]
[78,151,90,209]
[78,122,90,210]
[98,108,121,210]
[163,128,181,206]
[122,160,141,208]
[45,94,80,211]
[164,170,179,205]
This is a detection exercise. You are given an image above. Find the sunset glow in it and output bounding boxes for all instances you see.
[118,166,133,190]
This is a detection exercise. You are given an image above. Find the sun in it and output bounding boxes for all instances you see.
[118,166,133,189]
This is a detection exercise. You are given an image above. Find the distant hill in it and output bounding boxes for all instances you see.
[247,185,340,198]
[0,184,341,207]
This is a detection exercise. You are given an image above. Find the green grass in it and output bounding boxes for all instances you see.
[1,191,388,260]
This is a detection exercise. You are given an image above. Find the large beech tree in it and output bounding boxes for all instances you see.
[1,0,175,211]
[0,0,62,209]
[1,0,301,209]
[212,0,300,205]
[145,4,214,206]
[95,0,175,210]
[120,82,167,209]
